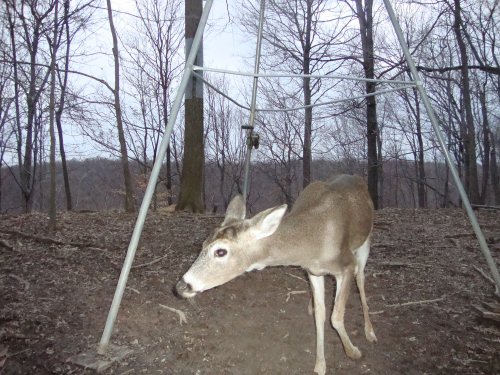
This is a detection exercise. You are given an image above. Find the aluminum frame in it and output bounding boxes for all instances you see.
[98,0,500,354]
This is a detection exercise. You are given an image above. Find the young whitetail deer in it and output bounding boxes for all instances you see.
[175,174,377,375]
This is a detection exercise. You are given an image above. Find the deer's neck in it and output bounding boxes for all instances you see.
[254,215,308,268]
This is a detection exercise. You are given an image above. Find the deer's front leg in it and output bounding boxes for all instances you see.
[308,274,326,375]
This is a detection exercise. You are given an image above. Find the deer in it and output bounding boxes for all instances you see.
[175,174,377,375]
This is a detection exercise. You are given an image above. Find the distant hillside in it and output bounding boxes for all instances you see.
[0,157,464,214]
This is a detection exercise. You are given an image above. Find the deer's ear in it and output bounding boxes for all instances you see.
[222,195,246,225]
[249,204,287,240]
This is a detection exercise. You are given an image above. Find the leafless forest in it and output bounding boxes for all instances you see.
[0,0,499,216]
[0,158,463,214]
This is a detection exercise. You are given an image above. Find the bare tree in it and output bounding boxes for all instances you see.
[124,0,183,206]
[450,0,479,204]
[0,41,14,213]
[47,0,61,229]
[409,0,500,205]
[390,85,428,208]
[349,0,380,208]
[106,0,135,212]
[256,83,304,207]
[491,129,500,204]
[1,0,95,214]
[177,0,204,212]
[5,0,54,212]
[239,0,350,189]
[205,76,246,211]
[55,0,74,212]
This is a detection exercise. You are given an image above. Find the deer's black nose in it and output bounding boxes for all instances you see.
[174,278,194,298]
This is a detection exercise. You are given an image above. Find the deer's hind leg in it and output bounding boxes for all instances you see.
[354,237,377,343]
[331,269,362,359]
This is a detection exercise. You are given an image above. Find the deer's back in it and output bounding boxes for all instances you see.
[284,175,373,259]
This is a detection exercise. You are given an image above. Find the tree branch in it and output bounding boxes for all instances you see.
[415,64,500,75]
[0,59,114,92]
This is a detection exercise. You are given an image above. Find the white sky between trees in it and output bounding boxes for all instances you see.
[55,0,253,160]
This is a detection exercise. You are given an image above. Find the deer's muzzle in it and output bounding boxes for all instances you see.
[174,278,197,298]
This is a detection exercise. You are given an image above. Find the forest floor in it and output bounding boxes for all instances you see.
[0,207,499,374]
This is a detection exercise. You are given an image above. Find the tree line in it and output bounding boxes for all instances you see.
[0,157,462,214]
[0,0,499,223]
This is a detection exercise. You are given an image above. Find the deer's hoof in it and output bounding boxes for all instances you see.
[313,359,326,375]
[366,329,377,343]
[346,346,362,360]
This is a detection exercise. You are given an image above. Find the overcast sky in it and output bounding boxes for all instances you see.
[91,1,252,80]
[59,0,255,159]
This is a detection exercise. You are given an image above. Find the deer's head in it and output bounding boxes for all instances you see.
[175,195,287,298]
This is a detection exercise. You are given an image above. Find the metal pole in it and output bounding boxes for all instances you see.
[242,0,266,200]
[383,0,500,294]
[98,0,215,354]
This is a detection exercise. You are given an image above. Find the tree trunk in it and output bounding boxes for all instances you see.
[0,145,5,213]
[355,0,379,209]
[490,132,500,205]
[56,0,73,211]
[166,146,173,205]
[442,157,450,207]
[479,86,490,204]
[303,78,312,188]
[5,2,24,210]
[376,122,383,208]
[22,35,38,213]
[162,73,173,206]
[178,98,204,212]
[48,0,59,230]
[177,0,204,212]
[218,147,226,212]
[413,88,427,208]
[302,0,313,189]
[453,0,479,204]
[106,0,135,212]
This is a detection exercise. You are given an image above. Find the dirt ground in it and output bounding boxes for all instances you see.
[0,207,499,375]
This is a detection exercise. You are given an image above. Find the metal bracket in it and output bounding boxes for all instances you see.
[247,133,260,149]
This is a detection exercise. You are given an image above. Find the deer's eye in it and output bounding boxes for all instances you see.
[214,248,228,257]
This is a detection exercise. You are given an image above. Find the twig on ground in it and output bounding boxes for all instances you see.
[386,296,445,308]
[7,349,29,357]
[473,304,500,323]
[0,229,66,246]
[285,290,307,302]
[373,242,396,248]
[0,228,111,253]
[85,246,111,254]
[447,238,461,248]
[472,265,500,296]
[471,204,500,211]
[482,301,500,313]
[374,221,393,230]
[159,304,188,325]
[376,261,432,268]
[444,233,475,239]
[472,265,495,285]
[285,272,307,284]
[132,248,171,269]
[0,239,13,250]
[126,286,140,295]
